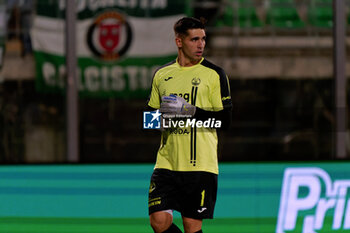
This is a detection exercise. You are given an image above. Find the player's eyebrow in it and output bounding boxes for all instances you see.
[191,36,206,41]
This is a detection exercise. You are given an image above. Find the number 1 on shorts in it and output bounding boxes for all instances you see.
[200,190,205,207]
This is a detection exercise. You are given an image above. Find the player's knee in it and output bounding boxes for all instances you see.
[150,212,173,233]
[182,217,202,233]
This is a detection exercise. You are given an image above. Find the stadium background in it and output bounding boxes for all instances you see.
[0,0,349,232]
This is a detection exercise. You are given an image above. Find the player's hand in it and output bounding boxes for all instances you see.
[160,95,196,117]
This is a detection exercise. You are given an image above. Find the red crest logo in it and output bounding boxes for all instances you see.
[87,11,133,61]
[99,24,121,52]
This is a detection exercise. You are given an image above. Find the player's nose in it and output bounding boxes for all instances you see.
[198,39,205,49]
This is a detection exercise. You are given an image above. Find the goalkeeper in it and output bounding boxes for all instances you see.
[147,17,232,233]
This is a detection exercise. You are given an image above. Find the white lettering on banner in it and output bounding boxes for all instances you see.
[41,62,156,92]
[276,167,350,233]
[43,62,56,86]
[59,0,167,12]
[139,66,150,90]
[85,66,100,91]
[110,66,126,91]
[126,66,138,91]
[101,67,109,91]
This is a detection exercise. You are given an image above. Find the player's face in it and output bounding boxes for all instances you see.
[177,29,206,62]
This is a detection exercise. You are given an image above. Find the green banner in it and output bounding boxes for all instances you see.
[1,163,350,232]
[32,0,189,98]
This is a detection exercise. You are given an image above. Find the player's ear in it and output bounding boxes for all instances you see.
[175,36,182,48]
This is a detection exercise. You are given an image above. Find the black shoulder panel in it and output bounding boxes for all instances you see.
[152,59,176,76]
[201,59,232,108]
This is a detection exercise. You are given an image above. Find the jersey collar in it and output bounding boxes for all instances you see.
[176,57,204,69]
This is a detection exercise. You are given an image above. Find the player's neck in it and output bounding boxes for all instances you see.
[177,53,202,67]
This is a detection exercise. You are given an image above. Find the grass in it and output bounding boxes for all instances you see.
[0,217,278,233]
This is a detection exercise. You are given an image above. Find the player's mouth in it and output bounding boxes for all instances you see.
[195,51,203,56]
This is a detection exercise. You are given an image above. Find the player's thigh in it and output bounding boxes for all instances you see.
[182,216,202,233]
[148,169,180,215]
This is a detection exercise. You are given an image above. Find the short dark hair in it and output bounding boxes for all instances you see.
[174,17,205,36]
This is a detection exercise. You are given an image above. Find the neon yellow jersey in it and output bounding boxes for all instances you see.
[148,58,232,174]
